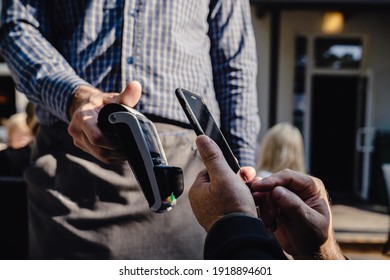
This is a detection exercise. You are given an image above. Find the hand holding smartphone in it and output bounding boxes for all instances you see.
[175,88,241,173]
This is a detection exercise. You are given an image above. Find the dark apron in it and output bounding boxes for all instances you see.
[25,122,205,259]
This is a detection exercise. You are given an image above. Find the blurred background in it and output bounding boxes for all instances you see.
[249,0,390,259]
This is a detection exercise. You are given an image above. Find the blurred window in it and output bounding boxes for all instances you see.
[314,37,363,69]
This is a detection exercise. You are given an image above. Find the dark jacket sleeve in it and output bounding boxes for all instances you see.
[204,213,288,260]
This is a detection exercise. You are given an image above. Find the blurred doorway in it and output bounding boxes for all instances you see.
[310,75,366,194]
[293,35,373,199]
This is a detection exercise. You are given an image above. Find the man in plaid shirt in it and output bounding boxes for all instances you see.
[0,0,259,259]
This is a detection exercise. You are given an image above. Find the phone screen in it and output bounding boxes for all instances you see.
[176,88,240,173]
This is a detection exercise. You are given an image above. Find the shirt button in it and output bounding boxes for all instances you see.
[127,56,134,64]
[129,9,137,17]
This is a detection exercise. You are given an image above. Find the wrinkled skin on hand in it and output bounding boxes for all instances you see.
[189,135,258,232]
[252,169,344,260]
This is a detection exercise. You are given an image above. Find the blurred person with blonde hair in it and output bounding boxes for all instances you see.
[256,122,306,178]
[5,112,34,150]
[0,111,34,176]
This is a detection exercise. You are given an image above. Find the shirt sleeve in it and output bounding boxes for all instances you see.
[208,0,260,167]
[0,0,90,123]
[204,213,288,260]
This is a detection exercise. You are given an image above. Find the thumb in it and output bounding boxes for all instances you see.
[117,81,142,107]
[196,135,232,181]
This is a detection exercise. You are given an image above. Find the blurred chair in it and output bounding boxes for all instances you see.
[0,107,35,259]
[382,163,390,254]
[0,176,28,259]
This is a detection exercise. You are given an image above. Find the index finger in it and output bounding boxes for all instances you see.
[251,169,324,201]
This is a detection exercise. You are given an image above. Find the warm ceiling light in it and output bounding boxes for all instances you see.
[322,12,344,34]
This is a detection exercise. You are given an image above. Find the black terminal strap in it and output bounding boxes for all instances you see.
[154,165,184,200]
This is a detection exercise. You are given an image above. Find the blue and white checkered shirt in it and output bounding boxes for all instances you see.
[0,0,260,166]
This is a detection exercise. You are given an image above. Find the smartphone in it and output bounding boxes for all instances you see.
[175,88,240,173]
